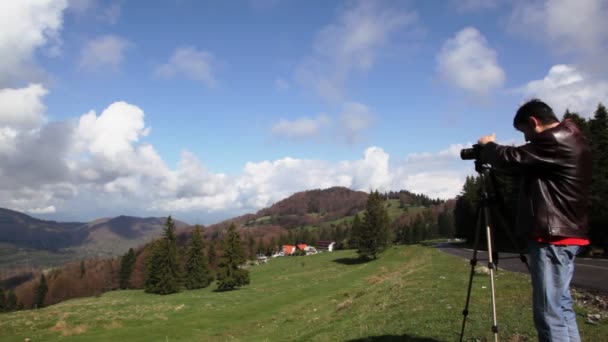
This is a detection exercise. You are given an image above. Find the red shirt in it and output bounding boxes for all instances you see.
[537,236,590,246]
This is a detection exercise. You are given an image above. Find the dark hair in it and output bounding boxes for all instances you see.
[513,99,559,129]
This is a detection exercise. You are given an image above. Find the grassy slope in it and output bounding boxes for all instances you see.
[1,245,605,341]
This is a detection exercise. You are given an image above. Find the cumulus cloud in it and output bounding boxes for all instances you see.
[271,115,330,140]
[0,84,48,130]
[437,27,505,96]
[295,1,416,102]
[155,47,217,87]
[79,35,130,71]
[522,64,608,117]
[0,0,67,86]
[0,93,470,219]
[509,0,608,66]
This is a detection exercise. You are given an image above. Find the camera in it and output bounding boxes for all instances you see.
[460,144,482,160]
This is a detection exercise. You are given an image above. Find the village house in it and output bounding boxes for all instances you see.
[316,240,336,252]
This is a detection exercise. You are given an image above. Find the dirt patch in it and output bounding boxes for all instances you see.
[367,250,426,285]
[336,298,353,311]
[572,287,608,324]
[49,320,88,336]
[105,320,122,329]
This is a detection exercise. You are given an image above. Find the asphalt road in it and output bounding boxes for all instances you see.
[437,243,608,293]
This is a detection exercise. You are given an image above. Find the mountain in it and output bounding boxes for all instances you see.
[0,209,189,271]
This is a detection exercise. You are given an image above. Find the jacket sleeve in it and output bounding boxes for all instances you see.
[480,140,556,172]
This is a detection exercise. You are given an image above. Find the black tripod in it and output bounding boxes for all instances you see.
[459,162,530,342]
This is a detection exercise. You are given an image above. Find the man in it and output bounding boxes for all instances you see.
[477,99,592,342]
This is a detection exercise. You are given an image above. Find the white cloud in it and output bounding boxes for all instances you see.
[74,101,150,160]
[271,115,330,140]
[509,0,608,65]
[522,64,608,117]
[339,102,373,143]
[0,84,48,130]
[28,206,56,214]
[437,27,505,96]
[80,35,130,71]
[295,1,416,102]
[0,0,68,86]
[155,47,217,87]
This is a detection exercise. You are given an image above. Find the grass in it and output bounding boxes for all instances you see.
[1,245,606,341]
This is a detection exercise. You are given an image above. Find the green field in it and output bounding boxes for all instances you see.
[1,245,605,341]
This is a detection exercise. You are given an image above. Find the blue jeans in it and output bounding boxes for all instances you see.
[528,241,581,342]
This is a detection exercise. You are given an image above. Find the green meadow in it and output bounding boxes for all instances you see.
[1,245,606,341]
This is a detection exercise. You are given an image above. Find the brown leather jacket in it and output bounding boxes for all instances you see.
[480,119,592,239]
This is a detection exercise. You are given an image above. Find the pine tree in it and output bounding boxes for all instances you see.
[207,240,218,269]
[34,273,48,308]
[350,214,362,248]
[589,104,608,220]
[119,248,136,289]
[79,260,86,278]
[184,226,213,290]
[247,234,256,259]
[355,191,390,259]
[0,288,5,312]
[144,216,182,295]
[6,290,17,311]
[217,223,250,291]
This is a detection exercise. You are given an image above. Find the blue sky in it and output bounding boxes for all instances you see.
[1,0,607,224]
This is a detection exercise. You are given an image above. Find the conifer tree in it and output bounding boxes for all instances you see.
[355,191,390,259]
[34,273,48,308]
[589,104,608,220]
[0,288,5,312]
[144,216,181,294]
[119,248,136,289]
[6,290,17,311]
[80,260,86,278]
[184,226,213,290]
[207,240,218,269]
[350,213,362,248]
[217,223,250,291]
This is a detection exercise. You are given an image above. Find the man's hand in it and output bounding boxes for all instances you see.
[478,133,496,146]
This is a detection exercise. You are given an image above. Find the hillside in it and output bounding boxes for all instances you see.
[0,210,189,271]
[1,245,606,341]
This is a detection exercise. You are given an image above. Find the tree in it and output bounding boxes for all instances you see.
[0,288,5,312]
[349,214,362,248]
[589,104,608,220]
[144,216,182,295]
[216,223,250,291]
[184,226,213,290]
[80,260,86,278]
[119,248,136,289]
[354,191,390,259]
[6,290,17,311]
[207,240,218,269]
[247,234,256,259]
[34,273,48,308]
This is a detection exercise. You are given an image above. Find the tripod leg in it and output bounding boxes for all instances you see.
[483,206,499,342]
[459,207,485,342]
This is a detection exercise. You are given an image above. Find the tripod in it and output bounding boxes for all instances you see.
[459,162,530,342]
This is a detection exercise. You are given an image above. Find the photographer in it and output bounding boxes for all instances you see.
[477,99,591,342]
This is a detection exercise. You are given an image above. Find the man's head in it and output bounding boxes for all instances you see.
[513,99,559,141]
